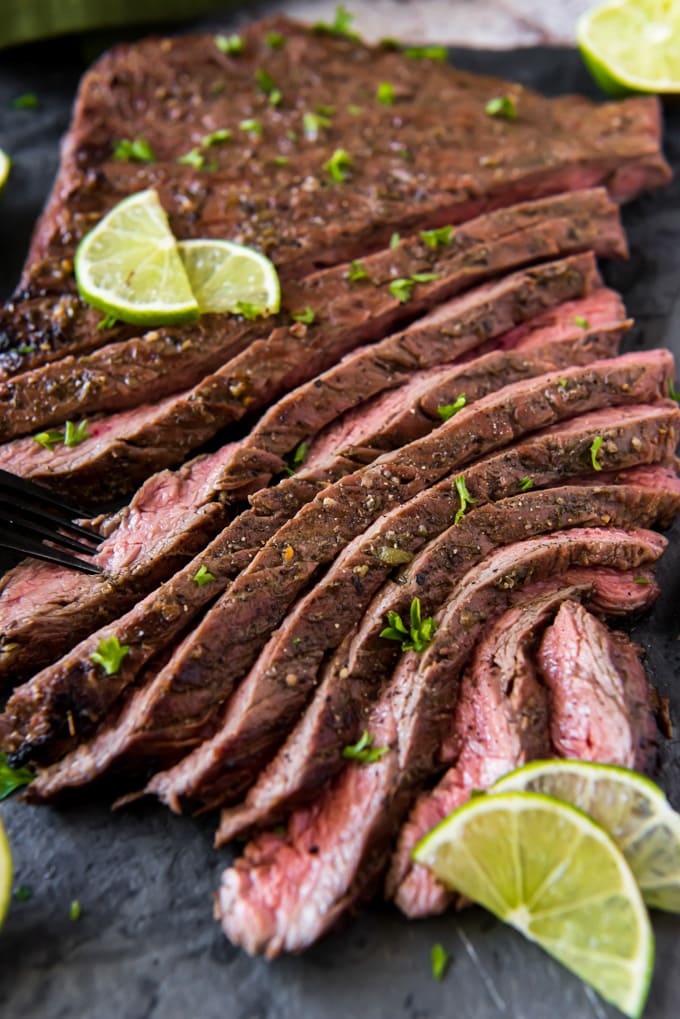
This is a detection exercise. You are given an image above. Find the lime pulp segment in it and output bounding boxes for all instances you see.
[177,239,281,316]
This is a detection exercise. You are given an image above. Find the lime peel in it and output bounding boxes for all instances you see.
[0,149,10,195]
[0,818,12,930]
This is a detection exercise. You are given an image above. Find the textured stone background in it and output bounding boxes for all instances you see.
[1,5,679,1019]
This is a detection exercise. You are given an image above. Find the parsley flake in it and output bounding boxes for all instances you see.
[256,68,277,95]
[485,95,517,120]
[437,394,466,421]
[376,81,395,105]
[33,429,63,452]
[269,89,282,107]
[347,260,368,282]
[90,636,129,676]
[380,597,437,652]
[431,943,449,981]
[69,900,81,921]
[342,730,389,764]
[590,435,604,471]
[454,475,476,525]
[324,148,352,183]
[0,753,33,801]
[215,34,244,55]
[420,225,454,249]
[634,576,651,585]
[411,272,440,283]
[389,278,414,304]
[12,93,39,109]
[17,345,33,355]
[266,31,286,49]
[239,118,263,136]
[347,104,363,116]
[292,306,315,324]
[314,5,360,41]
[272,155,289,166]
[178,148,204,169]
[574,315,590,329]
[98,313,118,330]
[112,137,155,162]
[389,232,401,249]
[315,104,336,117]
[201,128,231,147]
[519,476,534,492]
[285,440,310,476]
[668,379,680,403]
[403,45,447,62]
[303,111,331,140]
[64,419,90,448]
[192,565,216,587]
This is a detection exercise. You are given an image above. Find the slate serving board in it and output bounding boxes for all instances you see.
[0,28,679,1019]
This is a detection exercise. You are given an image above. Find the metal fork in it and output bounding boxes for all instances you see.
[0,469,102,574]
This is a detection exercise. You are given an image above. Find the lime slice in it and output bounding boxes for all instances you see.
[74,189,199,326]
[0,149,10,195]
[492,759,680,913]
[0,818,12,929]
[414,791,653,1018]
[578,0,680,96]
[177,239,280,316]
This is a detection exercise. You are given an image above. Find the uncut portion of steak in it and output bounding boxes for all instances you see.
[3,16,667,373]
[388,583,660,919]
[538,600,658,770]
[28,411,680,803]
[214,475,674,843]
[216,528,666,956]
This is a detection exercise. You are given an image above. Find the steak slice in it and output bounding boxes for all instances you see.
[215,528,667,956]
[27,410,680,803]
[2,351,671,768]
[388,582,660,918]
[214,468,678,843]
[538,600,658,771]
[4,15,666,372]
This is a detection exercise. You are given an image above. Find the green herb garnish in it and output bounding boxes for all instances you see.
[98,313,118,330]
[69,900,81,921]
[437,394,466,421]
[239,118,263,136]
[272,155,289,166]
[192,565,216,587]
[574,315,590,329]
[292,307,315,324]
[519,476,534,492]
[420,225,454,249]
[590,435,604,471]
[431,943,449,981]
[404,45,447,62]
[235,300,266,319]
[485,95,517,120]
[380,597,437,652]
[389,232,401,248]
[347,260,368,282]
[410,272,440,283]
[454,475,476,525]
[303,111,331,140]
[347,104,363,116]
[668,379,680,403]
[269,89,282,107]
[315,104,336,117]
[63,419,90,448]
[112,137,155,162]
[256,68,277,95]
[16,345,33,355]
[324,148,352,182]
[389,278,414,304]
[376,81,395,105]
[215,34,244,54]
[33,429,63,452]
[266,31,286,49]
[201,128,231,147]
[178,148,204,169]
[314,5,360,41]
[342,730,389,764]
[284,440,310,477]
[0,754,33,801]
[634,577,651,585]
[90,636,130,676]
[12,93,39,109]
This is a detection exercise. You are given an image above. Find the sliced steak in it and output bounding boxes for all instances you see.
[388,580,660,918]
[215,528,667,956]
[5,16,666,371]
[28,409,680,803]
[538,600,658,770]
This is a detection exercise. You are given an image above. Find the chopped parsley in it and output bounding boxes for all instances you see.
[454,474,476,525]
[178,148,204,168]
[411,272,440,283]
[314,5,360,41]
[380,597,437,652]
[485,95,517,120]
[519,476,534,492]
[347,104,363,116]
[590,435,604,471]
[668,379,680,403]
[256,68,277,94]
[98,313,118,330]
[90,636,130,676]
[420,225,454,249]
[389,232,401,249]
[574,315,590,329]
[272,155,289,166]
[303,111,331,140]
[17,345,33,355]
[269,89,282,107]
[342,730,389,764]
[315,104,336,117]
[266,31,286,49]
[215,34,244,55]
[347,260,368,282]
[12,93,39,109]
[431,943,449,981]
[403,45,447,62]
[235,300,266,319]
[634,576,651,585]
[291,306,315,324]
[376,81,395,105]
[201,128,231,147]
[437,394,466,421]
[285,440,310,476]
[69,900,81,921]
[112,137,155,162]
[389,278,414,304]
[33,428,63,452]
[239,118,263,136]
[0,753,33,801]
[63,419,90,448]
[192,565,216,586]
[324,148,352,183]
[14,885,33,902]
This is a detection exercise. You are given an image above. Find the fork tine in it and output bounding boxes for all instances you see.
[0,524,103,575]
[0,494,101,545]
[0,511,99,557]
[0,469,100,541]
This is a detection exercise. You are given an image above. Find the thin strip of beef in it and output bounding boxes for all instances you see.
[0,297,623,692]
[5,18,666,371]
[141,351,673,814]
[27,411,680,803]
[215,527,667,956]
[214,467,678,843]
[388,580,660,919]
[538,600,658,771]
[2,351,671,768]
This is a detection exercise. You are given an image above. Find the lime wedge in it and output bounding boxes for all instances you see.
[74,189,199,326]
[578,0,680,96]
[0,149,10,195]
[414,791,653,1018]
[177,239,280,316]
[492,759,680,913]
[0,818,12,929]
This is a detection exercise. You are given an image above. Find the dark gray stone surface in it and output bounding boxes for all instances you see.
[0,25,679,1019]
